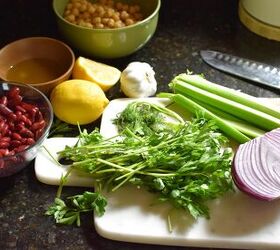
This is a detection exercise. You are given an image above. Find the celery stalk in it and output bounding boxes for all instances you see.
[175,73,280,119]
[191,99,266,138]
[170,79,280,131]
[198,102,265,138]
[223,120,264,138]
[158,93,250,144]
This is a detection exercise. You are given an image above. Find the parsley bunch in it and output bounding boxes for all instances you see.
[55,102,233,221]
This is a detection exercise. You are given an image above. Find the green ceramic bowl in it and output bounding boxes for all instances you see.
[52,0,161,59]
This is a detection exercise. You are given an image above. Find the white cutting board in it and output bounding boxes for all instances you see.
[35,97,280,250]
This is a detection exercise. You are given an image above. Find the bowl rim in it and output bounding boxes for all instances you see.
[0,36,75,87]
[52,0,161,32]
[0,81,53,161]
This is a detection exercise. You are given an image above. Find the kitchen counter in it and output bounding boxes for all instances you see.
[1,0,280,249]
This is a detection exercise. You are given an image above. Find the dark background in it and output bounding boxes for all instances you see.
[1,0,280,249]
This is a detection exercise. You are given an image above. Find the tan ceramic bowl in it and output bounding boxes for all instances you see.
[0,37,75,96]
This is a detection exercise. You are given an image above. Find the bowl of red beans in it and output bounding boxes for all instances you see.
[53,0,161,58]
[0,82,53,177]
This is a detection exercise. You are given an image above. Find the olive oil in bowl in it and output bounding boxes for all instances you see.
[6,58,65,84]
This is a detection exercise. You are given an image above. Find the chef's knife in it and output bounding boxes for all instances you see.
[200,50,280,91]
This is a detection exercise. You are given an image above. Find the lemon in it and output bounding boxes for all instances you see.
[72,56,121,91]
[50,79,109,125]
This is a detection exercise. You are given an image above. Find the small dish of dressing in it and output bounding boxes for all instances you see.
[0,37,75,96]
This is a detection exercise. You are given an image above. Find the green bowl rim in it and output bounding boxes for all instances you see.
[52,0,161,32]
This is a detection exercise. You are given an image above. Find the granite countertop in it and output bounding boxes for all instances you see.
[1,0,280,249]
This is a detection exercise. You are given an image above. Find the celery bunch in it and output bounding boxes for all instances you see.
[159,73,280,143]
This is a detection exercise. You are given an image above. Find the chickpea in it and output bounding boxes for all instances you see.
[112,12,120,21]
[92,16,102,24]
[65,14,76,23]
[114,20,123,28]
[64,9,72,16]
[95,23,104,28]
[66,3,73,10]
[79,3,87,12]
[115,2,123,11]
[107,18,115,28]
[102,17,109,25]
[84,22,93,28]
[81,12,90,19]
[78,19,86,26]
[106,8,114,18]
[73,1,82,9]
[71,8,80,16]
[96,5,104,13]
[120,10,129,20]
[88,6,96,15]
[63,0,144,29]
[125,18,134,26]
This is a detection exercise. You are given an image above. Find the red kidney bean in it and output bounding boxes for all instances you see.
[21,138,27,144]
[8,95,22,107]
[14,145,29,153]
[10,140,22,148]
[31,120,46,131]
[7,150,15,156]
[15,110,22,117]
[0,104,13,117]
[15,105,26,113]
[0,141,9,149]
[8,113,17,121]
[20,102,39,114]
[0,120,5,132]
[1,123,9,136]
[26,138,35,145]
[0,96,8,106]
[12,132,22,141]
[7,87,20,98]
[23,115,32,127]
[8,121,15,131]
[1,137,11,142]
[19,128,34,138]
[0,87,47,158]
[0,148,9,156]
[15,123,25,131]
[35,110,43,122]
[35,128,44,140]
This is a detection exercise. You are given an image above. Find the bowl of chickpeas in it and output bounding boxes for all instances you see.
[53,0,161,58]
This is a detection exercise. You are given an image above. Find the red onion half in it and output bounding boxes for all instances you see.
[232,128,280,201]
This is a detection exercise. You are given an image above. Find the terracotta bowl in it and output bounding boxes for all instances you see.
[0,37,75,96]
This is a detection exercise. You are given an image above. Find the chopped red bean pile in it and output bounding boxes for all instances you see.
[0,86,46,157]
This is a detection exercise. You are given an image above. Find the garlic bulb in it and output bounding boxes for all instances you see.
[120,62,157,98]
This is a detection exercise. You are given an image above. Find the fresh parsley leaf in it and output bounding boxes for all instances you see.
[46,192,107,226]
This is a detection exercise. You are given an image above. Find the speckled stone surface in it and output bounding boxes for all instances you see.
[1,0,280,249]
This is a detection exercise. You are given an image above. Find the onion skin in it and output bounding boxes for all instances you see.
[232,128,280,201]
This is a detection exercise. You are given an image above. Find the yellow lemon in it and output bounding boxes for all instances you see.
[72,56,121,91]
[50,79,109,125]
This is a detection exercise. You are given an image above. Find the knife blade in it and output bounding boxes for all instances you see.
[200,50,280,91]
